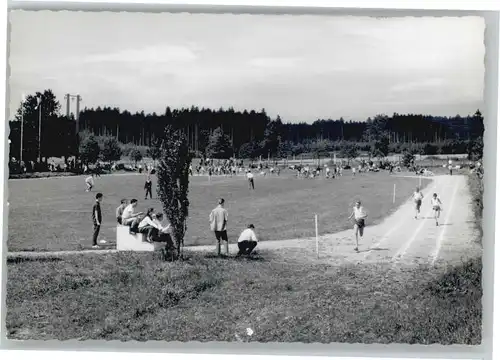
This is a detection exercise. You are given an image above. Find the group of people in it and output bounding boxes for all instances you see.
[209,198,259,257]
[412,186,443,226]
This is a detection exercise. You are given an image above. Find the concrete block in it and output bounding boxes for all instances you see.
[116,225,164,252]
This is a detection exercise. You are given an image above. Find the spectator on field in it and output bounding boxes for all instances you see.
[85,174,94,192]
[236,224,258,257]
[209,198,229,256]
[144,174,153,199]
[91,193,103,249]
[121,199,143,228]
[247,170,255,190]
[116,199,128,224]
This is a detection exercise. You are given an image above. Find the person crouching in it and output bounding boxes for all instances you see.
[236,224,258,257]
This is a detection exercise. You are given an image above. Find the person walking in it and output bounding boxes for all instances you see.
[209,198,229,256]
[92,193,103,249]
[348,200,367,252]
[144,174,153,199]
[236,224,258,257]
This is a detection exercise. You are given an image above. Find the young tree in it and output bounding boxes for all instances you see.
[402,150,416,169]
[339,143,359,165]
[79,134,100,165]
[371,136,390,159]
[206,127,232,159]
[156,125,192,260]
[101,137,122,163]
[146,139,162,165]
[129,148,143,166]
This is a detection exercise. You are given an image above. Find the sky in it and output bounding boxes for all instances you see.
[8,11,485,123]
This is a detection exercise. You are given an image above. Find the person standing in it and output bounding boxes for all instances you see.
[348,200,367,252]
[144,175,153,199]
[92,193,103,249]
[209,198,229,256]
[246,170,255,190]
[236,224,258,257]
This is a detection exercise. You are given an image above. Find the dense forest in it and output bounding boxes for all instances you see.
[8,89,484,164]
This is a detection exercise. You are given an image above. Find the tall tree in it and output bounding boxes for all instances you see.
[156,125,192,260]
[101,137,122,163]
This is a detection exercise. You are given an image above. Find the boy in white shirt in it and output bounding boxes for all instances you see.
[348,200,367,252]
[121,199,144,228]
[236,224,258,257]
[431,193,443,226]
[247,171,255,190]
[85,175,94,192]
[411,186,424,219]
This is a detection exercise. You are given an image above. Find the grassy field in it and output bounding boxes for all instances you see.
[8,171,431,252]
[6,250,481,344]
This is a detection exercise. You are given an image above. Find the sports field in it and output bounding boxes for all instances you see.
[8,171,430,252]
[5,171,483,343]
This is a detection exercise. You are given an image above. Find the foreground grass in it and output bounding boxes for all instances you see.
[6,251,481,344]
[8,171,430,251]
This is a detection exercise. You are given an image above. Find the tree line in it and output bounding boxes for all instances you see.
[8,89,484,166]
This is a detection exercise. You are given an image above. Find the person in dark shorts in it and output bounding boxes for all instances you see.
[144,175,153,199]
[412,186,424,219]
[92,193,103,249]
[348,200,367,252]
[209,198,229,256]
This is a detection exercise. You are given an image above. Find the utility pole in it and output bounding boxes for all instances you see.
[65,94,82,163]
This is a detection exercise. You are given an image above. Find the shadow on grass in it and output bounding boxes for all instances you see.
[360,247,389,253]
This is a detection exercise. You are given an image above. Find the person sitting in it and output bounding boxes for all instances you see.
[137,208,160,242]
[236,224,258,257]
[116,199,128,224]
[121,199,143,230]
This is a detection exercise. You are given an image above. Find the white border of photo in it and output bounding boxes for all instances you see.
[1,1,499,360]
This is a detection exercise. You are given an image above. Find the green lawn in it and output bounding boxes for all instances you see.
[8,171,430,252]
[5,251,481,344]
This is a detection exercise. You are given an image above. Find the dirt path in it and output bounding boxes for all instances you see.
[186,175,481,268]
[7,175,480,268]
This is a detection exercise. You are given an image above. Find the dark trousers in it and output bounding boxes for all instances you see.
[92,224,100,246]
[139,225,158,241]
[237,240,257,256]
[145,187,152,199]
[248,179,254,189]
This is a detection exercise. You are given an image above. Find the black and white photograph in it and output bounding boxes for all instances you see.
[5,9,485,345]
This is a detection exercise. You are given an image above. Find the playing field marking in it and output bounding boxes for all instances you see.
[364,181,438,260]
[430,177,460,265]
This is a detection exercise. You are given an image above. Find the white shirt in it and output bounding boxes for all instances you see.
[238,228,258,243]
[122,204,136,220]
[85,176,93,184]
[247,172,254,179]
[138,216,159,230]
[431,198,441,207]
[353,206,367,220]
[413,192,423,201]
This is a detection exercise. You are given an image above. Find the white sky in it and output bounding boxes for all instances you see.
[8,11,485,123]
